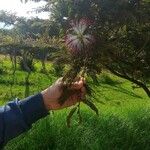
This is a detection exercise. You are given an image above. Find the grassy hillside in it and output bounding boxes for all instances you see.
[1,56,150,150]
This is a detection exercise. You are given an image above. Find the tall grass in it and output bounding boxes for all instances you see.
[5,103,150,150]
[0,56,150,150]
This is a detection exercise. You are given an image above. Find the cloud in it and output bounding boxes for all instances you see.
[0,0,49,19]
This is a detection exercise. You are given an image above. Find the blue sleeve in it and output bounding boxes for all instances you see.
[0,93,49,147]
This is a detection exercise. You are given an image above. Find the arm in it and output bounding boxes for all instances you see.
[0,93,48,147]
[0,78,85,147]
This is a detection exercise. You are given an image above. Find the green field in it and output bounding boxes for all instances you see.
[1,56,150,150]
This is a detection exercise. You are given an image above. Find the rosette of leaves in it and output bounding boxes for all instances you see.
[57,18,100,127]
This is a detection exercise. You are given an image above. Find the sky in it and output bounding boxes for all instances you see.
[0,0,50,29]
[0,0,49,19]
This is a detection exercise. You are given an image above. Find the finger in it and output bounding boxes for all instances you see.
[55,78,63,86]
[70,80,84,90]
[63,93,80,108]
[74,76,80,82]
[81,87,86,99]
[56,78,68,88]
[81,77,86,85]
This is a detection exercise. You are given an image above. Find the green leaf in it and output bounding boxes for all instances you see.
[77,105,82,125]
[66,107,77,128]
[84,83,92,96]
[83,99,99,115]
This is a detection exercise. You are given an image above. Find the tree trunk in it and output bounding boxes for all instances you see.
[41,59,47,73]
[22,51,32,97]
[41,50,48,73]
[25,72,30,97]
[9,50,17,97]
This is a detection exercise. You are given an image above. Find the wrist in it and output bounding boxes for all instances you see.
[41,88,51,111]
[41,87,61,111]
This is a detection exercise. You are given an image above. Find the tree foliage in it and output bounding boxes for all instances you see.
[46,0,150,97]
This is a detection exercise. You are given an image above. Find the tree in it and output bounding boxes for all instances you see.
[44,0,150,97]
[0,11,60,96]
[0,10,17,25]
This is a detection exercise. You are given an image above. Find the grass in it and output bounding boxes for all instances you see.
[0,56,150,150]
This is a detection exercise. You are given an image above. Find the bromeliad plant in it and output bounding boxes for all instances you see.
[58,18,100,127]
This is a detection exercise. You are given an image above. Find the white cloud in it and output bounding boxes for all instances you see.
[0,0,49,19]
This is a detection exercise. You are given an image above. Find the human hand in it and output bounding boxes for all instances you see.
[41,77,86,110]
